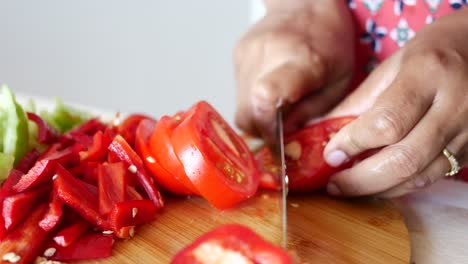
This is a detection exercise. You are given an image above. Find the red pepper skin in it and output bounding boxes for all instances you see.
[126,186,144,201]
[39,193,64,231]
[53,165,109,230]
[53,218,90,247]
[118,114,155,148]
[0,204,51,264]
[15,149,41,173]
[50,232,114,261]
[13,159,56,193]
[108,135,164,209]
[0,169,23,240]
[27,112,60,144]
[69,118,108,136]
[2,186,50,231]
[80,130,113,162]
[108,200,157,232]
[42,144,84,168]
[98,162,127,216]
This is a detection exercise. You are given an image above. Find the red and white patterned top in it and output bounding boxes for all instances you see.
[348,0,467,88]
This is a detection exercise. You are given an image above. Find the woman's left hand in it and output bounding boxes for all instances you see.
[322,9,468,198]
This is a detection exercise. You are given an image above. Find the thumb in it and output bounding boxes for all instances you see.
[251,59,326,141]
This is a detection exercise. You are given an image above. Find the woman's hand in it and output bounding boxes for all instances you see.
[323,9,468,198]
[234,0,355,142]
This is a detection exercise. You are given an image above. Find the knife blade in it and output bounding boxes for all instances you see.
[277,110,288,249]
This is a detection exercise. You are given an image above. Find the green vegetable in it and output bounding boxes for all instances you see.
[0,153,14,181]
[40,97,90,133]
[0,85,29,165]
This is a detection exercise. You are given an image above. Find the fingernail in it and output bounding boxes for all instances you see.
[327,183,341,196]
[325,150,349,167]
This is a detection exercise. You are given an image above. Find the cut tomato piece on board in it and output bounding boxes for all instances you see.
[108,135,164,209]
[171,224,292,264]
[149,115,198,194]
[255,146,281,191]
[118,114,154,148]
[171,101,259,209]
[136,118,192,195]
[285,116,356,192]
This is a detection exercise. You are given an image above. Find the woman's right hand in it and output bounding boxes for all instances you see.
[234,0,355,142]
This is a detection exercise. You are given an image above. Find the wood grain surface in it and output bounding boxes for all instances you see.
[82,190,410,264]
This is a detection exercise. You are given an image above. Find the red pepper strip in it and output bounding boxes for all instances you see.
[118,114,155,148]
[2,185,50,231]
[67,131,93,148]
[69,118,108,136]
[49,232,114,261]
[13,159,56,192]
[126,186,144,200]
[39,193,64,231]
[54,164,109,230]
[69,161,100,185]
[15,149,41,173]
[26,112,60,144]
[98,162,127,216]
[108,135,164,209]
[43,144,84,168]
[0,169,23,240]
[53,218,91,247]
[108,200,157,232]
[80,131,112,162]
[0,204,51,264]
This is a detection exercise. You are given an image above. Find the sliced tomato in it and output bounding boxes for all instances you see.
[149,115,198,194]
[285,116,356,192]
[171,101,259,209]
[171,224,292,264]
[118,114,155,148]
[135,118,192,195]
[255,146,281,191]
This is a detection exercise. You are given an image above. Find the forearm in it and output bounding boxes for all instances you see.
[263,0,348,14]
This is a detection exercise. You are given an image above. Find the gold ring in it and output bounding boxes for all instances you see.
[443,148,460,177]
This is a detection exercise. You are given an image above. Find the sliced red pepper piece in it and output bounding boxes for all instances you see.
[108,200,157,233]
[80,130,113,162]
[68,118,108,136]
[67,131,93,148]
[39,192,64,231]
[0,204,51,264]
[54,164,109,230]
[53,218,91,247]
[13,159,56,192]
[126,186,144,200]
[27,112,60,144]
[49,232,114,261]
[69,161,100,185]
[98,162,127,216]
[136,118,192,195]
[15,149,41,173]
[108,135,164,209]
[0,169,23,240]
[42,143,84,168]
[2,185,50,231]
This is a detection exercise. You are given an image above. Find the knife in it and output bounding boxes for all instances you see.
[277,110,288,249]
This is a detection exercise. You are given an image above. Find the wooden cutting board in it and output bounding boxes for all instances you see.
[85,190,410,264]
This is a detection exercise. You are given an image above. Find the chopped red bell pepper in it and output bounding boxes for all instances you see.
[80,130,113,162]
[69,118,108,136]
[0,169,23,240]
[49,232,114,261]
[108,135,164,209]
[2,185,50,231]
[69,161,100,185]
[0,204,51,264]
[98,162,127,216]
[42,144,84,168]
[118,114,155,148]
[13,159,56,192]
[27,112,60,144]
[39,192,64,231]
[67,131,93,148]
[126,186,144,200]
[15,149,41,173]
[53,164,109,230]
[53,218,91,247]
[108,200,157,233]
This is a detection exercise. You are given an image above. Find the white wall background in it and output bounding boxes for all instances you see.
[0,1,259,125]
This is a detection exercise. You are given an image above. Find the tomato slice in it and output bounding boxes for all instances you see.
[171,224,292,264]
[285,116,356,192]
[149,115,198,194]
[255,146,281,191]
[171,101,259,209]
[135,119,192,195]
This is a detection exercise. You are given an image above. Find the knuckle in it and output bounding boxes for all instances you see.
[370,107,407,144]
[403,48,465,75]
[342,128,366,153]
[386,145,422,179]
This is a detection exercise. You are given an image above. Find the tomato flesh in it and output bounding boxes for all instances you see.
[171,101,259,209]
[285,116,356,192]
